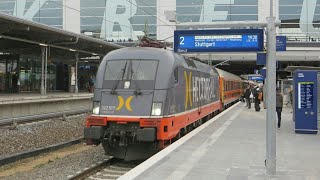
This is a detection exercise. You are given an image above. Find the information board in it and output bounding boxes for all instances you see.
[174,29,264,53]
[294,70,318,134]
[276,36,286,51]
[298,82,314,109]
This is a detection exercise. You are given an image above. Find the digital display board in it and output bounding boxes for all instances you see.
[174,29,264,53]
[276,36,286,51]
[298,82,314,109]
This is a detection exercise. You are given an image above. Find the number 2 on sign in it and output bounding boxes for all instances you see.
[180,36,185,45]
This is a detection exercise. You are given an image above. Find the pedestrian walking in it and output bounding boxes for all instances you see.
[244,86,252,109]
[276,88,283,128]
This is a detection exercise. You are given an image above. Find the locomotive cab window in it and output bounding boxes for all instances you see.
[104,60,158,81]
[184,57,197,68]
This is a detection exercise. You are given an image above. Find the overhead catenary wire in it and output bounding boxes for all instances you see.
[124,0,175,30]
[49,0,175,32]
[48,0,133,30]
[135,0,168,21]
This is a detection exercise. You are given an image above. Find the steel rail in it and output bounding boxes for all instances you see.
[68,157,116,180]
[0,138,83,166]
[0,108,90,126]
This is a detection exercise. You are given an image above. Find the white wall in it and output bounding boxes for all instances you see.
[63,0,80,33]
[157,0,176,42]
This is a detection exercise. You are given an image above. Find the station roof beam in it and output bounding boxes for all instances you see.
[0,12,123,59]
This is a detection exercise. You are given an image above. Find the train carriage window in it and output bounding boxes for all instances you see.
[227,81,229,91]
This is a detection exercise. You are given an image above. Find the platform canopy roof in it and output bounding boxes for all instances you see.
[284,66,320,72]
[0,12,123,60]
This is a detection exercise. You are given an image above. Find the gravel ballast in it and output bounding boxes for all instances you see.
[0,113,110,180]
[0,114,87,158]
[1,145,107,180]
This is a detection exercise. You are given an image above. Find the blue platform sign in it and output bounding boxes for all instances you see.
[248,75,264,81]
[256,53,266,65]
[174,29,264,53]
[293,70,319,134]
[276,36,286,51]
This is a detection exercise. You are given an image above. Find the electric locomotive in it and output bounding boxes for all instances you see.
[84,47,241,160]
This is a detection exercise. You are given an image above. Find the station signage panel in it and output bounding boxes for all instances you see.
[174,29,264,53]
[293,70,319,134]
[276,36,286,51]
[248,75,264,81]
[298,82,314,109]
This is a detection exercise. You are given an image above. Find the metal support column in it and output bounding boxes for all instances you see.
[44,47,48,95]
[75,52,79,93]
[266,16,277,176]
[40,47,47,95]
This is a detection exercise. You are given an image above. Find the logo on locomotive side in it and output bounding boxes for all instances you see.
[184,71,215,110]
[184,71,193,110]
[116,96,134,112]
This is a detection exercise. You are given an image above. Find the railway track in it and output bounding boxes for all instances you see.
[68,158,142,180]
[0,138,84,166]
[0,108,89,127]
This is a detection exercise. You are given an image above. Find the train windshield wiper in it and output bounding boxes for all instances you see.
[130,60,142,95]
[111,61,127,94]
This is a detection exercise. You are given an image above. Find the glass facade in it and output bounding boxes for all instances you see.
[176,0,258,23]
[1,0,320,92]
[0,0,63,28]
[279,0,320,41]
[80,0,157,41]
[0,55,19,93]
[1,0,320,41]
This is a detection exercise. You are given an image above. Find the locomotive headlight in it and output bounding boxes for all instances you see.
[151,102,162,116]
[92,101,100,115]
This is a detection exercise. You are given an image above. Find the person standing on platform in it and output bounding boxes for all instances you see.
[244,86,252,109]
[276,88,283,128]
[253,87,261,111]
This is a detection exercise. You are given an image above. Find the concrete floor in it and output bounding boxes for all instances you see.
[122,103,320,180]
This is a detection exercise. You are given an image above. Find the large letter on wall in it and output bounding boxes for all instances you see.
[200,0,234,22]
[14,0,48,20]
[300,0,320,38]
[13,0,26,17]
[101,0,142,40]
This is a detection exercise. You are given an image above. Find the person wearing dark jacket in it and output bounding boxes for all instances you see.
[276,88,283,128]
[244,86,252,109]
[253,87,261,111]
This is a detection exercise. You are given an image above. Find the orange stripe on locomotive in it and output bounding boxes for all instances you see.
[86,101,221,146]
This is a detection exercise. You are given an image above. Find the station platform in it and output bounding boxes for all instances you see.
[0,92,93,122]
[120,102,320,180]
[0,92,92,104]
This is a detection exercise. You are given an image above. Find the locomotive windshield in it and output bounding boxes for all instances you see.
[104,60,158,81]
